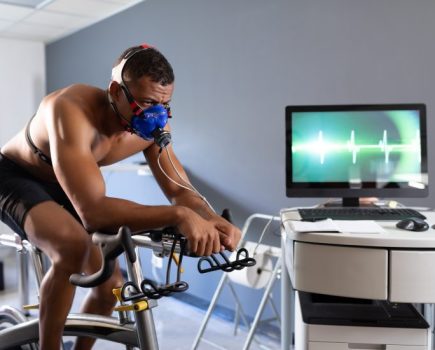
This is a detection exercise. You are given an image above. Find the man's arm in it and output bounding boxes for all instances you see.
[45,97,221,256]
[144,136,241,251]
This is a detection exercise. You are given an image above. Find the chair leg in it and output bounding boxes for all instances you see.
[0,261,4,291]
[242,257,281,350]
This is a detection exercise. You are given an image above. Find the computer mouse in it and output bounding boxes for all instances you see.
[396,217,429,232]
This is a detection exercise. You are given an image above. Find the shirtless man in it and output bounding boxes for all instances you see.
[0,44,241,350]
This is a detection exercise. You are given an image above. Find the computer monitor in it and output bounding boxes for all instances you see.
[285,104,428,206]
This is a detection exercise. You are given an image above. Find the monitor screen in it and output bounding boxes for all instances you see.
[285,104,428,205]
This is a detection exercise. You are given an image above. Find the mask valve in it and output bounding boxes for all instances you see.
[153,128,172,149]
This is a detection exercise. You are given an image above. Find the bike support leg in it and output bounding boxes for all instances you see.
[126,248,159,350]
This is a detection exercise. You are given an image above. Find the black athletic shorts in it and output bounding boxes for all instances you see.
[0,152,82,239]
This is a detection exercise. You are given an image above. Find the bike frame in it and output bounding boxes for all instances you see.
[0,232,181,350]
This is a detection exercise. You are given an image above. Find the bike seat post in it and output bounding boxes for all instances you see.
[7,234,32,316]
[124,246,159,350]
[22,240,46,290]
[16,239,46,315]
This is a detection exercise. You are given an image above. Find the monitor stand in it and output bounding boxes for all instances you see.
[324,197,377,207]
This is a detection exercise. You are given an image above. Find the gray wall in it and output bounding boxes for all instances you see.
[46,0,435,318]
[47,0,435,219]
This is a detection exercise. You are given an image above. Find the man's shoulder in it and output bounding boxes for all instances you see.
[64,83,101,93]
[55,84,103,100]
[45,84,105,112]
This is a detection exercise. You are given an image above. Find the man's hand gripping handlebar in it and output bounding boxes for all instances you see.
[69,213,256,299]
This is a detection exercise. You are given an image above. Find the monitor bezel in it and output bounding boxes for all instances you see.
[285,103,428,199]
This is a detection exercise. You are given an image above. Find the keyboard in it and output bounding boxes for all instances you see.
[298,207,426,221]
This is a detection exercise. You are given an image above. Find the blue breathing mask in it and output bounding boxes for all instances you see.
[131,104,169,140]
[117,83,172,148]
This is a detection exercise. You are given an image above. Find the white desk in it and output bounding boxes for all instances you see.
[281,209,435,350]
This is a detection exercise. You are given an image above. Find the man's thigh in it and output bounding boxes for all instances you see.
[0,154,82,241]
[23,201,90,262]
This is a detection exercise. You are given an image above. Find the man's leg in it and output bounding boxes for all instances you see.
[24,201,92,350]
[73,244,124,350]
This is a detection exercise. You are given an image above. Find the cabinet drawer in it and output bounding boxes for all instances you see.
[294,242,388,299]
[390,250,435,303]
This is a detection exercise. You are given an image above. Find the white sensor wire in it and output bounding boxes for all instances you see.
[157,146,280,258]
[157,147,216,213]
[252,215,276,256]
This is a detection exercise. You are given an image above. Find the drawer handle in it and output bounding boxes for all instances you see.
[348,344,386,350]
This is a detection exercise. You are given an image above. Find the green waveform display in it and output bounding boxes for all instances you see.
[291,110,423,183]
[292,129,421,165]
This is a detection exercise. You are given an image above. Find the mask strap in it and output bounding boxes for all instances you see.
[120,84,143,116]
[112,43,153,84]
[164,104,172,118]
[107,91,137,135]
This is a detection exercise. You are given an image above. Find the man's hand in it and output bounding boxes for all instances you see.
[208,215,242,252]
[176,207,222,256]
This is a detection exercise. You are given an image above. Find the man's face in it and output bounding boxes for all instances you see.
[118,75,174,121]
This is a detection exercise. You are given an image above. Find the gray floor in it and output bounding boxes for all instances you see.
[0,247,281,350]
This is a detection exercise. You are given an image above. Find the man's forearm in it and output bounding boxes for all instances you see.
[80,196,185,233]
[171,193,216,220]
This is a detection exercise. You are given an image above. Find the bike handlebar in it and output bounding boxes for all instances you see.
[69,210,257,292]
[69,226,187,288]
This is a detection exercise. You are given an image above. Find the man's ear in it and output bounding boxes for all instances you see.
[108,81,122,101]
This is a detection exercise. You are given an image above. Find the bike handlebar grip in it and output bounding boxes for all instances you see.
[221,208,233,223]
[69,227,135,288]
[120,226,136,263]
[69,260,116,288]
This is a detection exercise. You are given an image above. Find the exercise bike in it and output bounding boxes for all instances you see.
[0,222,255,349]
